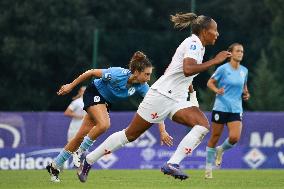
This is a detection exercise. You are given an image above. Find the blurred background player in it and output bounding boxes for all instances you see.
[64,86,86,166]
[205,43,250,179]
[64,86,86,142]
[46,51,172,182]
[76,12,232,182]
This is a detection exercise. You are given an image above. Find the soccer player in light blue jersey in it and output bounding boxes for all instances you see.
[205,43,250,179]
[46,51,173,182]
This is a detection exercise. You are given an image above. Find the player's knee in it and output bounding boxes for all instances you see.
[194,118,210,129]
[97,122,110,133]
[126,134,137,142]
[229,135,240,144]
[125,131,139,142]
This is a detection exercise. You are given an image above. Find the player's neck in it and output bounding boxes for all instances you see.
[229,60,240,69]
[127,75,138,85]
[199,35,206,46]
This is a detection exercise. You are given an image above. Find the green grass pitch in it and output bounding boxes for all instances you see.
[0,169,283,189]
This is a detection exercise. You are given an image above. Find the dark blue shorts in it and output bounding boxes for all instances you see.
[83,84,111,112]
[211,110,242,124]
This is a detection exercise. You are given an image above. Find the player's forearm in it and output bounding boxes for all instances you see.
[158,122,167,133]
[183,59,218,77]
[70,70,96,87]
[64,111,82,119]
[64,110,75,118]
[207,81,219,93]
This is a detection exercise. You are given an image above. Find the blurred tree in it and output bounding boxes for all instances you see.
[0,0,283,111]
[248,51,284,110]
[265,0,284,79]
[0,0,95,110]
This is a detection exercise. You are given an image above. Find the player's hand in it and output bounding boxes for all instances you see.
[57,83,73,95]
[160,131,173,147]
[216,87,225,95]
[214,51,232,65]
[243,90,250,101]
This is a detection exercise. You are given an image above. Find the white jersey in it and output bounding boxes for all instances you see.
[151,34,205,101]
[67,97,86,141]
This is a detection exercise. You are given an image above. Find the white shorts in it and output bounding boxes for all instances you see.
[137,89,195,123]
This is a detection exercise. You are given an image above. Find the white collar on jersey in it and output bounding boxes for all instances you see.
[191,34,205,50]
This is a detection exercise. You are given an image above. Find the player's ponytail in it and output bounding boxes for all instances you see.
[170,13,198,30]
[129,51,152,73]
[171,12,213,35]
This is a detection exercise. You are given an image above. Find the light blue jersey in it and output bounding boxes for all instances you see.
[92,67,149,103]
[212,63,248,113]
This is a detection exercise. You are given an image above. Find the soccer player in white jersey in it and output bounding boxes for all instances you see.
[205,43,250,179]
[77,12,232,182]
[46,51,172,182]
[64,86,86,142]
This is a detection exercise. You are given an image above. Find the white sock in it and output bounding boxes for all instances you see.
[86,130,129,164]
[167,125,209,165]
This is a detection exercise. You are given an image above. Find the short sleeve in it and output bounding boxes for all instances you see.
[245,69,248,84]
[184,41,201,61]
[101,68,112,81]
[211,66,224,82]
[138,84,150,97]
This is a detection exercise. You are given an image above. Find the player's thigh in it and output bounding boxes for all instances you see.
[227,121,242,139]
[75,114,96,137]
[125,113,153,141]
[210,122,225,138]
[86,104,110,127]
[172,106,209,128]
[137,89,173,123]
[207,122,225,147]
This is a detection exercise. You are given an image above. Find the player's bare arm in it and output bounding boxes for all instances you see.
[57,69,102,95]
[207,78,224,95]
[183,51,231,77]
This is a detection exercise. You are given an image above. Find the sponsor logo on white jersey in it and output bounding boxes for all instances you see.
[190,44,196,50]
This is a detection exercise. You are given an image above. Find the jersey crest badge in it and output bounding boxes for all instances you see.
[128,87,136,96]
[190,44,196,50]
